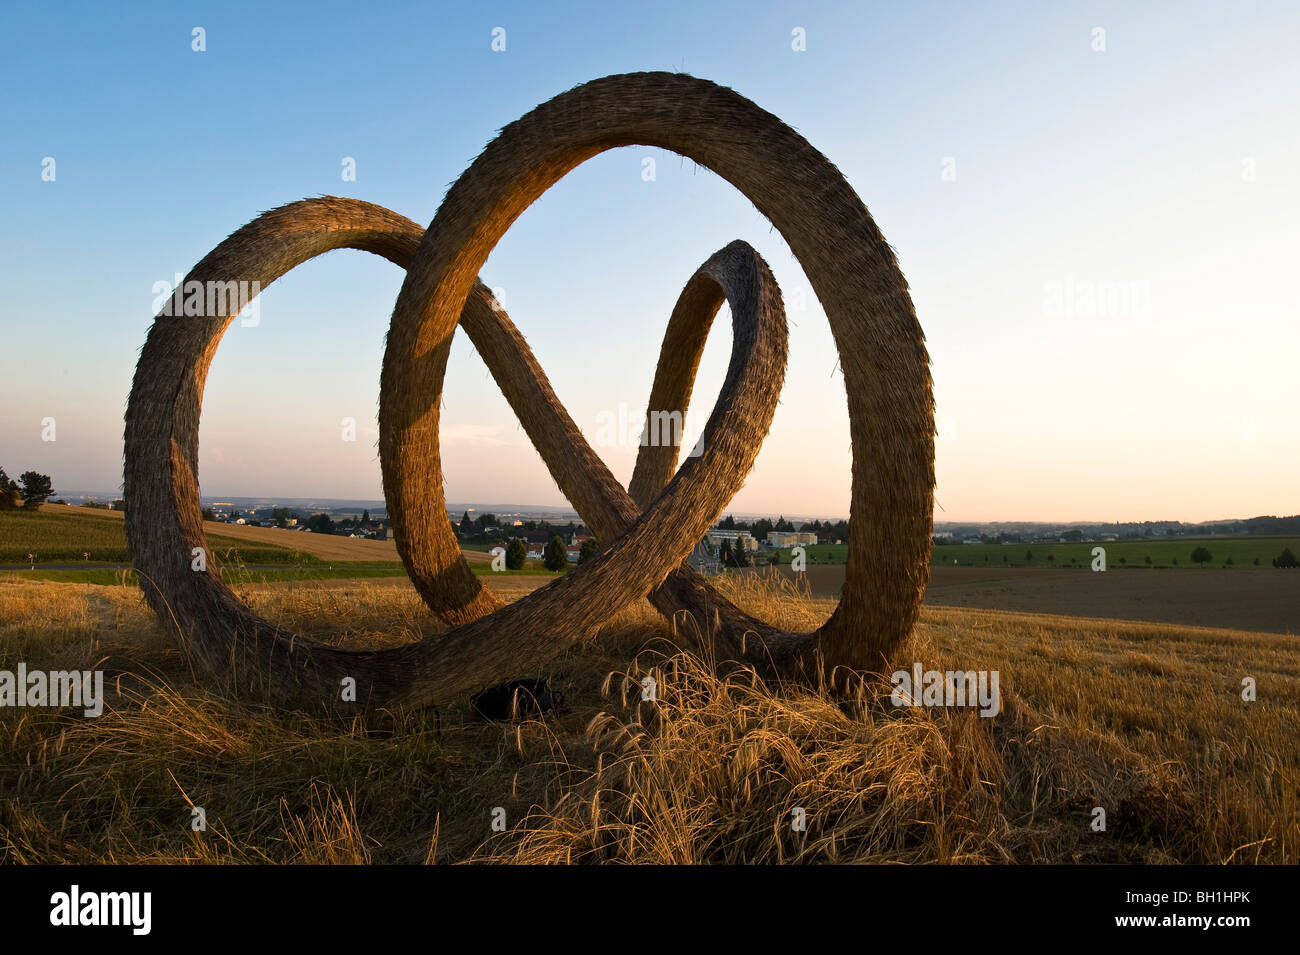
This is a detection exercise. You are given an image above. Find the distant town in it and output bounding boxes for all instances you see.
[24,487,1300,575]
[35,491,1300,540]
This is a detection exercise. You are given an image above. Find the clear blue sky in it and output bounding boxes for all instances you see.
[2,0,1297,521]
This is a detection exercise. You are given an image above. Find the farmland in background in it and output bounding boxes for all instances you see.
[762,538,1300,569]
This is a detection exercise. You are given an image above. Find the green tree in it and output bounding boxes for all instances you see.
[0,468,17,508]
[1190,546,1212,567]
[459,511,474,536]
[543,535,568,572]
[307,513,335,535]
[506,537,527,570]
[1273,548,1299,569]
[18,471,53,508]
[271,507,291,528]
[1025,550,1033,564]
[720,540,749,568]
[578,538,600,564]
[362,509,371,524]
[201,507,216,521]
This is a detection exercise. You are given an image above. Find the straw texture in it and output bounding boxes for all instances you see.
[123,71,934,708]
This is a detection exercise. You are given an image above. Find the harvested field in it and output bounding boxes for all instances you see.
[0,573,1293,864]
[738,565,1298,635]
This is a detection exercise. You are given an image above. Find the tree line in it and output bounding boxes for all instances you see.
[0,468,53,509]
[716,513,850,542]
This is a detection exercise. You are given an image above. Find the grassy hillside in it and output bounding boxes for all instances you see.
[0,506,316,565]
[0,572,1293,864]
[3,564,557,586]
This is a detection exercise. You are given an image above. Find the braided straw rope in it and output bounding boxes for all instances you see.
[124,72,933,708]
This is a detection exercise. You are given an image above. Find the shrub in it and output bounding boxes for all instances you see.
[543,535,568,572]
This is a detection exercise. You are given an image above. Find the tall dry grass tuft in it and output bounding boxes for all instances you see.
[470,634,1191,864]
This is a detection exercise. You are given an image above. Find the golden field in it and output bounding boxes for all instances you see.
[0,571,1294,864]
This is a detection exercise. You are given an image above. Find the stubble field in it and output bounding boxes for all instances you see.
[0,570,1294,864]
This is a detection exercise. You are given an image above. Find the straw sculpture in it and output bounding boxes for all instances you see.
[124,72,934,708]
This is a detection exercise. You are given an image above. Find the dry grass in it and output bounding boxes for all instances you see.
[0,572,1294,864]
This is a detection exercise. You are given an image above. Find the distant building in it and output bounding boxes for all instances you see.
[766,531,817,547]
[707,529,759,552]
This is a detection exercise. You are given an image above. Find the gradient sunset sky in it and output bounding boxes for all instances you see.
[1,0,1296,522]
